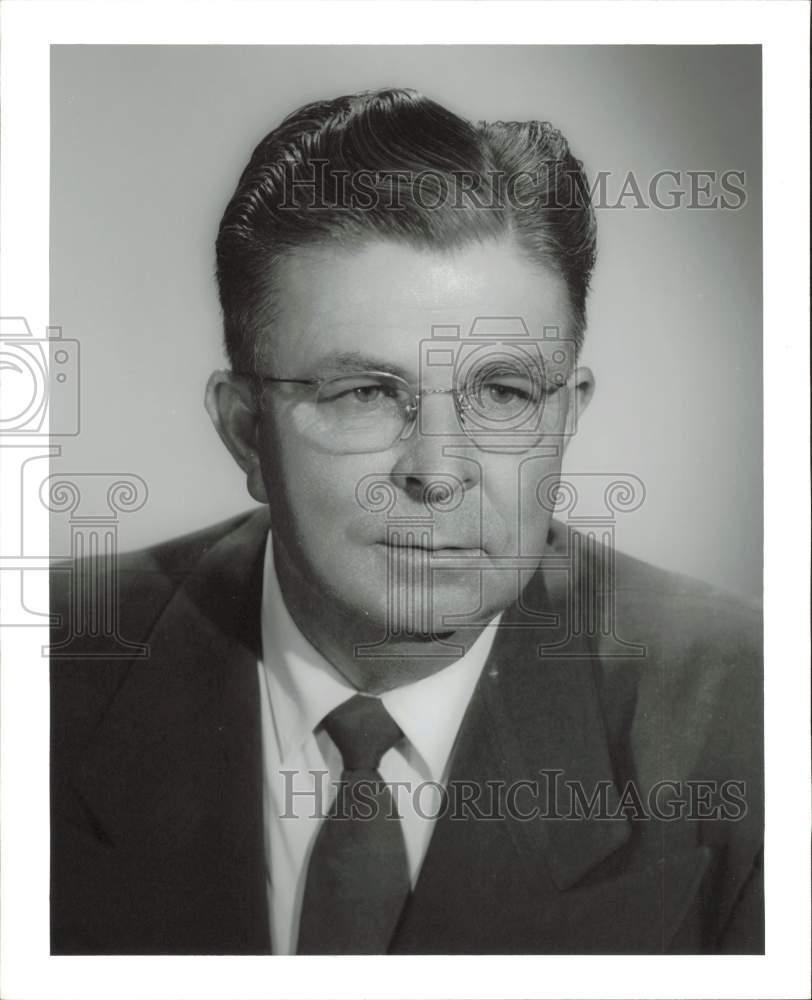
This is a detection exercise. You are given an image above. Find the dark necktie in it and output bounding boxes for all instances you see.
[296,694,411,954]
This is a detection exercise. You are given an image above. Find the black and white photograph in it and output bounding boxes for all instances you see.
[0,3,809,999]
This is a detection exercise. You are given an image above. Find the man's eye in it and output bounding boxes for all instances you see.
[352,385,386,403]
[484,382,531,403]
[320,381,399,405]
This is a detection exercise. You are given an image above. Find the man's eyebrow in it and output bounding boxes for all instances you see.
[309,351,413,379]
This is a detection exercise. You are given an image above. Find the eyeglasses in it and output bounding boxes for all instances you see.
[243,365,570,454]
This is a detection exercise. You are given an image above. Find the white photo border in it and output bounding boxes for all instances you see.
[1,2,809,999]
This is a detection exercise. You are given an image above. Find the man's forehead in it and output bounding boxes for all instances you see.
[262,238,574,371]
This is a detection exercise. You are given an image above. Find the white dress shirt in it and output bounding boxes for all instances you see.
[256,532,500,954]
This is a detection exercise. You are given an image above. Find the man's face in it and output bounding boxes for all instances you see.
[247,238,592,636]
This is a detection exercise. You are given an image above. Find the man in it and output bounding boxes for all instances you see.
[50,88,762,955]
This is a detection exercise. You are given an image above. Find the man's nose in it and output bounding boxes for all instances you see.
[389,391,481,504]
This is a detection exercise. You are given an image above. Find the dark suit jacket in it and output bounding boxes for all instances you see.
[50,509,763,954]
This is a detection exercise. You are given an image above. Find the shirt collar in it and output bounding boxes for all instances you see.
[259,531,500,781]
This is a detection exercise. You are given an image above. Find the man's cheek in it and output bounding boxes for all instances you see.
[513,456,562,554]
[299,451,368,494]
[285,460,375,552]
[276,449,344,511]
[480,458,554,551]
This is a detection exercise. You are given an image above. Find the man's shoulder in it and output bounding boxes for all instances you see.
[609,543,761,638]
[543,525,759,668]
[50,508,266,650]
[548,517,759,603]
[117,509,261,577]
[54,506,258,578]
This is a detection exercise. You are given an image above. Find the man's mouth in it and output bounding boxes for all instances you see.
[378,541,486,557]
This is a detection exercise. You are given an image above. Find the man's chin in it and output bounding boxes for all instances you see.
[344,581,501,639]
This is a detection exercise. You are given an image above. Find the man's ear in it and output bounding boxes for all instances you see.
[573,365,595,411]
[563,365,595,444]
[205,371,269,504]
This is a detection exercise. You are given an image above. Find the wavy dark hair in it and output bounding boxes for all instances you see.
[216,88,597,372]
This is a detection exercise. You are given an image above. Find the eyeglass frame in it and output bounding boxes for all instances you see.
[238,367,571,452]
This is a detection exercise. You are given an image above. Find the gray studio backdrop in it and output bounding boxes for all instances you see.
[50,45,762,601]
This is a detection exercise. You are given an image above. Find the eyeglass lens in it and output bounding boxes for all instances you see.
[287,362,567,454]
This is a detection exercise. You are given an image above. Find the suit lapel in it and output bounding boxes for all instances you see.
[69,510,271,953]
